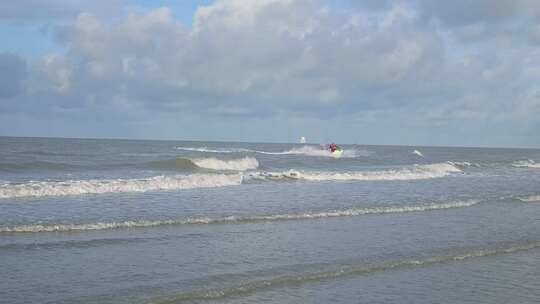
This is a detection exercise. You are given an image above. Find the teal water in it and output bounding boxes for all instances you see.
[0,137,539,303]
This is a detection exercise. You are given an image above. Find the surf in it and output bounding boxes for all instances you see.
[176,145,371,158]
[0,200,478,233]
[175,146,251,153]
[516,195,540,202]
[0,173,243,199]
[147,157,259,171]
[248,162,461,182]
[412,149,424,157]
[0,163,462,199]
[191,157,259,171]
[512,160,540,168]
[250,146,367,158]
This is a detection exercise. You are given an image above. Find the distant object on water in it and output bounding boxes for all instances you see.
[327,143,343,158]
[299,136,306,144]
[413,150,424,157]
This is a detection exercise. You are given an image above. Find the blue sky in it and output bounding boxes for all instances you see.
[1,0,540,147]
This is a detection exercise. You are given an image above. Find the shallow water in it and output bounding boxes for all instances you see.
[0,137,539,303]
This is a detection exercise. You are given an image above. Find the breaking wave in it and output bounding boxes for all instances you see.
[512,160,540,168]
[248,163,461,182]
[0,200,478,233]
[0,174,243,199]
[447,161,476,168]
[175,147,250,153]
[176,145,371,158]
[517,195,540,202]
[147,157,258,171]
[191,157,258,171]
[412,150,424,157]
[0,163,461,199]
[252,146,361,158]
[151,241,540,303]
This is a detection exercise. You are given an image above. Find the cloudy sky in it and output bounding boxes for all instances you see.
[1,0,540,147]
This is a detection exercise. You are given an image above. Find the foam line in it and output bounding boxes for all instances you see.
[0,174,243,199]
[512,160,540,168]
[517,195,540,202]
[191,157,258,171]
[176,146,370,158]
[0,200,479,233]
[248,163,461,182]
[175,147,250,153]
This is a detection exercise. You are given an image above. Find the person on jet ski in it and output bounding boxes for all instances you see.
[329,143,338,152]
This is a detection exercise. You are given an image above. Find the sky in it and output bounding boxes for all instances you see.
[1,0,540,148]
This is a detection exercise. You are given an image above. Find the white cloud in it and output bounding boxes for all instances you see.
[2,0,540,145]
[31,0,447,117]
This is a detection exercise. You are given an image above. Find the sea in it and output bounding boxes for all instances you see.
[0,136,539,304]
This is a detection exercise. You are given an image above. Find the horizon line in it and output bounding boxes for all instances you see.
[1,135,538,151]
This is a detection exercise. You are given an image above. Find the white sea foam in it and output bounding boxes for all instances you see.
[517,195,540,202]
[176,145,371,158]
[412,150,424,157]
[248,163,461,182]
[191,157,259,171]
[0,174,243,199]
[512,159,540,168]
[245,200,479,220]
[0,200,478,233]
[175,147,250,153]
[252,146,328,156]
[0,163,462,199]
[447,161,473,167]
[252,146,363,158]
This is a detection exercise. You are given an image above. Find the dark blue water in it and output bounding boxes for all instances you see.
[0,137,539,304]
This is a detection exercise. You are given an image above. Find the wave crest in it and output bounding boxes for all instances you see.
[248,163,461,182]
[176,145,371,158]
[517,195,540,202]
[0,200,478,233]
[192,157,258,171]
[512,160,540,168]
[147,157,258,171]
[252,146,367,158]
[447,161,476,167]
[0,174,243,199]
[175,147,250,153]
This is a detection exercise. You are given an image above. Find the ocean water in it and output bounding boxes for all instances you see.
[0,136,539,304]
